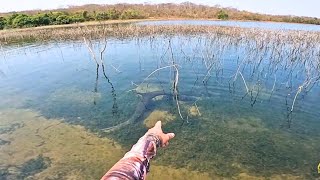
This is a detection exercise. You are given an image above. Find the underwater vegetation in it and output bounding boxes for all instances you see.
[19,155,51,179]
[0,108,234,180]
[0,109,125,179]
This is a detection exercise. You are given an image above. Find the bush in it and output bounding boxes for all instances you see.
[5,14,19,28]
[47,12,68,25]
[0,17,6,30]
[217,10,229,20]
[95,12,109,21]
[106,9,121,20]
[95,9,121,21]
[12,14,33,28]
[56,15,71,24]
[31,13,50,26]
[82,11,89,20]
[69,14,85,23]
[120,9,144,20]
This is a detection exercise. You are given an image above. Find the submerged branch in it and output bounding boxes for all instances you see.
[239,71,249,93]
[290,85,303,113]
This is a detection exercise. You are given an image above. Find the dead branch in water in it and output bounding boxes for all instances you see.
[81,23,118,116]
[135,39,185,121]
[172,64,185,121]
[239,71,249,93]
[136,63,184,120]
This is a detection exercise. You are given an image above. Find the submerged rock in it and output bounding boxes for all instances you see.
[134,83,163,94]
[144,110,175,128]
[0,139,10,145]
[189,105,201,117]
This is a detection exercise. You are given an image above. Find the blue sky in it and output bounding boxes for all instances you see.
[1,0,319,18]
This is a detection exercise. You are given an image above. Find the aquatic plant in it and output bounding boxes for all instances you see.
[19,155,51,178]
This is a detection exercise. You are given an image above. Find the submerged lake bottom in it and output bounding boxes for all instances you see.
[0,23,320,179]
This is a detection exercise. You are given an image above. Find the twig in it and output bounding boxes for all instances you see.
[110,64,122,73]
[269,74,277,101]
[290,85,303,112]
[142,65,177,82]
[83,37,99,65]
[194,102,202,116]
[239,71,249,93]
[172,65,184,120]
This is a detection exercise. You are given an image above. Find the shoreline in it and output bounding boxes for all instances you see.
[0,19,150,34]
[0,18,318,46]
[1,17,319,35]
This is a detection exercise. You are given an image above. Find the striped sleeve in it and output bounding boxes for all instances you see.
[101,133,160,180]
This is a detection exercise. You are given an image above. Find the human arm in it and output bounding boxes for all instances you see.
[101,121,175,180]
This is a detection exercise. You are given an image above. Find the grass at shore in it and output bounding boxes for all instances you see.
[1,20,319,47]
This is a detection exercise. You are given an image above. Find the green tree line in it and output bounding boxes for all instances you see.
[0,9,144,29]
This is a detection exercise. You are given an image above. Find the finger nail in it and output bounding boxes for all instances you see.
[169,133,175,138]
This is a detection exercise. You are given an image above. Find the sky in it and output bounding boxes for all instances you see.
[0,0,319,18]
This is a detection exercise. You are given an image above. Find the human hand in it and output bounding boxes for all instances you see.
[147,121,175,147]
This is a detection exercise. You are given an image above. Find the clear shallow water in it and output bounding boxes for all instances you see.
[0,27,320,179]
[137,20,320,32]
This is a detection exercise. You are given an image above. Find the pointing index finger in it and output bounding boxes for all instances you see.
[155,121,162,129]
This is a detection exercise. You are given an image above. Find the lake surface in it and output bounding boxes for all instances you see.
[0,21,320,179]
[137,20,320,31]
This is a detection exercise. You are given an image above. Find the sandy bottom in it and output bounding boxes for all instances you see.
[0,109,124,179]
[0,108,213,179]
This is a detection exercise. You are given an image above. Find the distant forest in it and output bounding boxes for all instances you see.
[1,2,319,30]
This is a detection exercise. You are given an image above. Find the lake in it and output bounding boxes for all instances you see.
[0,21,319,179]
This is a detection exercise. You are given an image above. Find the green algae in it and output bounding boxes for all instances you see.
[20,155,51,179]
